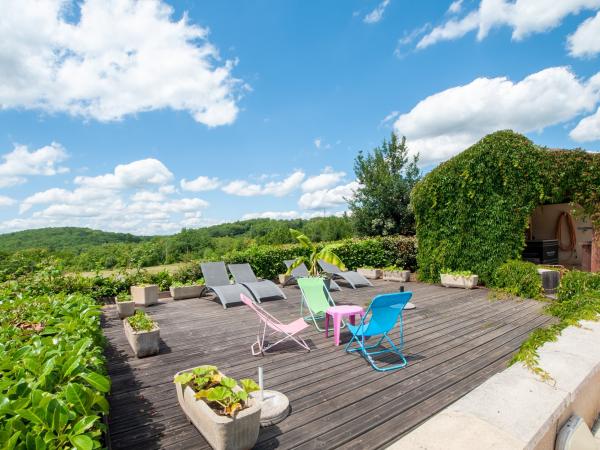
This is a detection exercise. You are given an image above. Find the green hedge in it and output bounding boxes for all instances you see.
[223,235,417,280]
[0,292,110,449]
[557,270,600,303]
[492,260,544,299]
[412,130,600,285]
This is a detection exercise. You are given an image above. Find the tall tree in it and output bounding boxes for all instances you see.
[349,133,420,236]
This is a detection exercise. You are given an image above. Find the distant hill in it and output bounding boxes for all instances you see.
[0,227,148,253]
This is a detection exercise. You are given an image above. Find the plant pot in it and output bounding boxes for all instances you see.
[116,300,135,319]
[169,285,204,301]
[174,369,261,450]
[123,320,160,358]
[440,274,479,289]
[278,274,293,285]
[383,270,411,282]
[131,285,159,306]
[357,268,383,280]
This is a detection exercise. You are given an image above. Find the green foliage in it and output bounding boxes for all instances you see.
[116,292,132,302]
[440,268,474,277]
[349,133,420,236]
[173,366,259,417]
[223,235,417,280]
[491,260,543,299]
[0,293,109,449]
[127,311,156,332]
[412,130,600,285]
[383,265,404,271]
[512,270,600,376]
[286,229,346,277]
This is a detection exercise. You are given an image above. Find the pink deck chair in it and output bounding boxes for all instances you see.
[240,293,310,356]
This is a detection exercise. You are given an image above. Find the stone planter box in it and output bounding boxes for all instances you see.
[357,268,382,279]
[383,270,411,282]
[169,285,204,301]
[124,320,160,358]
[537,269,560,296]
[175,369,261,450]
[131,285,159,306]
[441,274,479,289]
[116,300,135,319]
[278,274,293,285]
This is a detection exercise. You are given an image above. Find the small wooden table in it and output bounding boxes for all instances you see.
[325,305,365,346]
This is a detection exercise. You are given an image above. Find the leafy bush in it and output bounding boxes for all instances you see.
[412,130,600,284]
[127,310,156,332]
[557,270,600,303]
[492,260,544,299]
[440,269,474,277]
[0,293,110,449]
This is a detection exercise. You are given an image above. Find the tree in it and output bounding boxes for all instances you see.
[349,133,420,236]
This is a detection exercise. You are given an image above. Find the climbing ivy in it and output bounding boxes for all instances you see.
[412,130,600,284]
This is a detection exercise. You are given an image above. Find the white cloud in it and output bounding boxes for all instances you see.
[314,138,322,149]
[0,143,68,187]
[448,0,463,14]
[392,67,600,165]
[222,171,305,197]
[301,168,346,192]
[0,0,242,126]
[571,106,600,141]
[242,210,304,220]
[364,0,391,24]
[298,181,360,210]
[417,0,600,49]
[0,195,16,207]
[180,176,221,192]
[74,158,173,190]
[568,11,600,58]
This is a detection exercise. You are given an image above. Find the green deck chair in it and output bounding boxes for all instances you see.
[297,277,343,331]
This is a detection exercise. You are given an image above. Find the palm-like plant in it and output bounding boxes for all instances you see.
[285,229,346,277]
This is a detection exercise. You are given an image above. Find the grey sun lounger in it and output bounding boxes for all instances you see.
[227,263,287,302]
[283,260,341,291]
[318,260,373,289]
[200,261,253,309]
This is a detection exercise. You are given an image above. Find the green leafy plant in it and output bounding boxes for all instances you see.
[173,366,260,417]
[116,292,132,302]
[285,229,346,277]
[170,279,204,288]
[127,310,156,332]
[383,265,404,271]
[440,268,474,277]
[491,260,543,300]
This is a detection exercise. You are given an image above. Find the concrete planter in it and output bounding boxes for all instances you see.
[116,300,135,319]
[537,269,560,296]
[131,285,159,306]
[357,268,382,279]
[169,285,204,301]
[441,274,479,289]
[175,369,261,450]
[124,320,160,358]
[383,270,411,282]
[278,274,293,285]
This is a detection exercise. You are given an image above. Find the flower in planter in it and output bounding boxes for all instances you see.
[174,366,260,417]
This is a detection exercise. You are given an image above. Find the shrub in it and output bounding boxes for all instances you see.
[557,270,600,303]
[127,310,156,332]
[0,293,110,449]
[492,260,544,299]
[171,261,204,284]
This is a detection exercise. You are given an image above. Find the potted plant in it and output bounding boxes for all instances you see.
[124,310,160,358]
[131,283,159,306]
[115,292,135,319]
[440,269,479,289]
[170,280,205,301]
[382,265,411,282]
[357,266,383,280]
[173,365,261,450]
[285,228,346,290]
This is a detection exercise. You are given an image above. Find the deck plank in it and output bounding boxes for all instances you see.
[102,280,549,449]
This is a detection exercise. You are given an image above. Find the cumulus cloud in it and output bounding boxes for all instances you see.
[0,142,68,187]
[392,66,600,165]
[448,0,463,14]
[301,167,346,192]
[417,0,600,49]
[0,195,16,207]
[0,0,242,126]
[568,11,600,58]
[364,0,391,24]
[298,181,360,210]
[74,158,173,190]
[222,171,305,197]
[571,106,600,141]
[180,176,221,192]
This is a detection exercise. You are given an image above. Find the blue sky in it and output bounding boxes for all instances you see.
[1,0,599,235]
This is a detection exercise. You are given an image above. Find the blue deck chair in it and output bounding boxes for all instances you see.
[345,291,412,372]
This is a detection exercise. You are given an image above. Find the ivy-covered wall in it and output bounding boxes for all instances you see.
[412,130,600,284]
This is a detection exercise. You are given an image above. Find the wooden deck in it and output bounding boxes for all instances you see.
[102,280,551,449]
